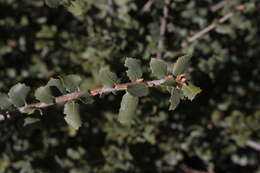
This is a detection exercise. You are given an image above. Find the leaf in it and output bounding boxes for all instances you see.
[47,78,66,94]
[124,57,142,82]
[66,0,86,16]
[182,83,202,101]
[150,58,168,78]
[62,75,82,92]
[118,93,138,125]
[64,102,82,130]
[0,93,12,109]
[78,90,94,104]
[172,54,192,76]
[35,86,54,104]
[24,117,41,126]
[169,88,182,110]
[99,68,118,88]
[8,83,30,107]
[127,83,149,97]
[45,0,59,8]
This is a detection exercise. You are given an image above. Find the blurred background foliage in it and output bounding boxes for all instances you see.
[0,0,260,172]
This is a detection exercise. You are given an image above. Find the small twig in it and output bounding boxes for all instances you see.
[156,0,170,58]
[188,12,234,42]
[210,0,229,12]
[139,0,155,15]
[245,140,260,151]
[0,75,176,122]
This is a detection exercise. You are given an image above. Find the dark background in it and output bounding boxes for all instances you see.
[0,0,259,172]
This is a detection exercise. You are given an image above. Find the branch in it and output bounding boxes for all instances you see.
[210,0,229,12]
[139,0,155,15]
[188,4,245,42]
[157,0,171,58]
[0,76,174,122]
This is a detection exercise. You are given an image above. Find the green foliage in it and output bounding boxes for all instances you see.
[182,82,202,101]
[47,78,66,94]
[172,54,192,76]
[127,83,149,97]
[62,74,82,92]
[124,58,142,82]
[0,93,12,109]
[150,58,168,78]
[64,101,82,130]
[45,0,59,8]
[99,68,119,88]
[35,86,54,104]
[8,83,30,107]
[169,88,183,111]
[118,92,138,125]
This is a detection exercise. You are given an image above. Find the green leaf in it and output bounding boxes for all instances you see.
[47,78,66,94]
[66,0,86,16]
[62,75,82,92]
[182,83,202,101]
[8,83,31,107]
[64,102,82,130]
[169,88,182,110]
[45,0,59,8]
[172,54,192,76]
[78,90,94,104]
[124,57,142,82]
[118,92,138,125]
[99,68,118,88]
[24,117,40,126]
[35,86,54,104]
[0,93,12,109]
[150,58,168,78]
[127,83,149,97]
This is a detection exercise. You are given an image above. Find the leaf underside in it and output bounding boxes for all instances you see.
[118,92,139,125]
[127,83,149,97]
[150,58,168,78]
[8,83,31,107]
[64,101,82,130]
[182,82,202,101]
[172,54,192,76]
[35,86,54,104]
[62,74,82,92]
[99,68,118,88]
[169,88,182,110]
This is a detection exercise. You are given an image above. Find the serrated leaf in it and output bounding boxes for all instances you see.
[150,58,168,78]
[45,0,59,8]
[172,54,192,76]
[24,117,40,126]
[47,78,66,94]
[8,83,30,107]
[63,75,82,92]
[182,83,202,101]
[118,92,138,125]
[64,102,82,130]
[169,88,182,110]
[35,86,54,104]
[124,58,142,82]
[127,83,149,97]
[0,93,12,109]
[99,68,118,88]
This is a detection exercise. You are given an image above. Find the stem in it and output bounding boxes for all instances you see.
[0,76,174,122]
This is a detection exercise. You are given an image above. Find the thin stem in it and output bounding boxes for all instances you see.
[0,76,174,122]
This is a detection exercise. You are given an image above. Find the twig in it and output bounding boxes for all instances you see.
[156,0,170,58]
[139,0,155,15]
[210,0,229,12]
[245,140,260,151]
[188,4,245,43]
[0,75,175,122]
[188,12,234,42]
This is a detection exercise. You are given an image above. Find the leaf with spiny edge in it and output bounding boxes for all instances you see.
[169,88,183,111]
[35,86,54,104]
[124,57,142,82]
[172,54,192,76]
[182,82,202,101]
[127,83,149,97]
[64,101,82,130]
[0,93,12,110]
[8,83,31,107]
[150,58,168,78]
[62,74,82,92]
[99,68,118,88]
[47,78,66,94]
[118,92,139,125]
